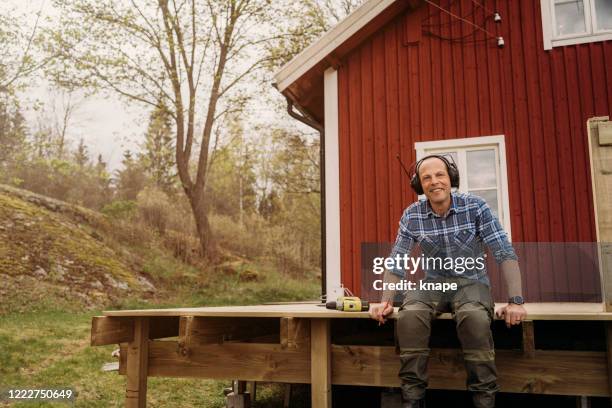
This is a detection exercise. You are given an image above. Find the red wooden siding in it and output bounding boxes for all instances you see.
[337,0,611,302]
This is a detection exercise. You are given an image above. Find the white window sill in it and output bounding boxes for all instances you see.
[545,31,612,50]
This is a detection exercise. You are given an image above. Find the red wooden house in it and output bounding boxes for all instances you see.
[274,0,612,304]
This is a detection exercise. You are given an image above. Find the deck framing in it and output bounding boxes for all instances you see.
[92,303,612,407]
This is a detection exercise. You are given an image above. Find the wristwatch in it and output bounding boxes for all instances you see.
[508,295,525,305]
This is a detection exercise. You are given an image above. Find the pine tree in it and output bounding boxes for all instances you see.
[115,150,146,200]
[74,138,89,167]
[142,101,175,193]
[0,95,27,169]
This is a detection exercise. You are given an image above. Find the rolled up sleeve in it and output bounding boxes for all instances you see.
[475,199,518,264]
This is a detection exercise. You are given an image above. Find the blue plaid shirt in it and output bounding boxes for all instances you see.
[389,192,517,286]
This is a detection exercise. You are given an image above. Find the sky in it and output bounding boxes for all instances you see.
[6,0,147,171]
[22,83,148,172]
[7,0,305,172]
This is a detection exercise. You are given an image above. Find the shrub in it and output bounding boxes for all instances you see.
[136,187,171,234]
[101,200,137,220]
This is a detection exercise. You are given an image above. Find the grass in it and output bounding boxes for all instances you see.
[0,255,319,407]
[0,311,307,407]
[0,251,319,407]
[0,186,320,406]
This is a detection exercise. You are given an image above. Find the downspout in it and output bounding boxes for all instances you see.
[283,96,326,302]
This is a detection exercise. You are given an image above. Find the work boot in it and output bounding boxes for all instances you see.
[401,397,426,408]
[472,392,495,408]
[464,360,498,408]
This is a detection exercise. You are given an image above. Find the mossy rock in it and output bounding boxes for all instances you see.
[0,190,146,314]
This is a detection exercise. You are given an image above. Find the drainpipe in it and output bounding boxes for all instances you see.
[283,96,326,302]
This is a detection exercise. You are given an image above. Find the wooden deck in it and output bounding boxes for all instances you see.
[102,301,612,320]
[91,302,612,407]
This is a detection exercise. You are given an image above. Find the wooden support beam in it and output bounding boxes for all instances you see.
[91,316,133,346]
[226,381,250,408]
[586,117,612,312]
[332,346,610,397]
[283,384,291,408]
[91,316,179,346]
[280,317,310,349]
[178,316,279,354]
[148,341,310,382]
[575,395,591,408]
[311,319,331,408]
[247,382,256,402]
[605,322,612,401]
[522,321,535,358]
[117,339,610,398]
[119,343,127,375]
[125,318,149,408]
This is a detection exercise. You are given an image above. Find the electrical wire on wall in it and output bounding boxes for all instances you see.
[421,0,504,48]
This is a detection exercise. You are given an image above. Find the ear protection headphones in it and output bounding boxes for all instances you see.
[408,154,460,195]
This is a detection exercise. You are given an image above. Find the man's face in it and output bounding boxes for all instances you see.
[418,157,451,205]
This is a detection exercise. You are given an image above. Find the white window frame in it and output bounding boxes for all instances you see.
[541,0,612,50]
[415,135,512,240]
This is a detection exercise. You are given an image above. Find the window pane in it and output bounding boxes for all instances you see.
[595,0,612,30]
[554,1,586,36]
[469,189,499,219]
[467,149,497,189]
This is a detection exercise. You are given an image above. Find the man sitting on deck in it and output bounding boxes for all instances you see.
[369,155,527,408]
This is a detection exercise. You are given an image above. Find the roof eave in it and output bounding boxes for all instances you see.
[273,0,400,93]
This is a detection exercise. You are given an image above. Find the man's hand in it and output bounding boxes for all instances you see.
[369,301,394,325]
[496,303,527,328]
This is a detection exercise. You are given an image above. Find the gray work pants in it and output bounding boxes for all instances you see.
[395,278,498,407]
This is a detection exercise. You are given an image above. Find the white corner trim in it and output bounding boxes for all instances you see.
[414,135,513,240]
[274,0,396,93]
[323,67,343,301]
[540,0,553,50]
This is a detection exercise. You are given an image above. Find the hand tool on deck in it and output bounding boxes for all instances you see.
[325,296,369,312]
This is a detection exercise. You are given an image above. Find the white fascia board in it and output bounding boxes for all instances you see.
[323,67,343,301]
[274,0,397,93]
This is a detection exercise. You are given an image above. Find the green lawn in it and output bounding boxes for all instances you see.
[0,187,319,406]
[0,310,311,407]
[0,261,319,407]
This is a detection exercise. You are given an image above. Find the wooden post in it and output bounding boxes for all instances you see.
[283,384,291,408]
[606,323,612,407]
[247,382,256,403]
[586,116,612,311]
[126,318,149,408]
[522,321,535,358]
[226,380,250,408]
[311,318,331,408]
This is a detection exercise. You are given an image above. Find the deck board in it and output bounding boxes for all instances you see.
[102,302,612,320]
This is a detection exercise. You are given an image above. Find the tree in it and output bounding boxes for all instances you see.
[269,129,320,195]
[48,0,287,259]
[0,94,28,180]
[142,100,176,193]
[206,118,257,221]
[0,3,52,94]
[51,90,83,159]
[115,150,147,201]
[73,138,89,168]
[266,0,363,69]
